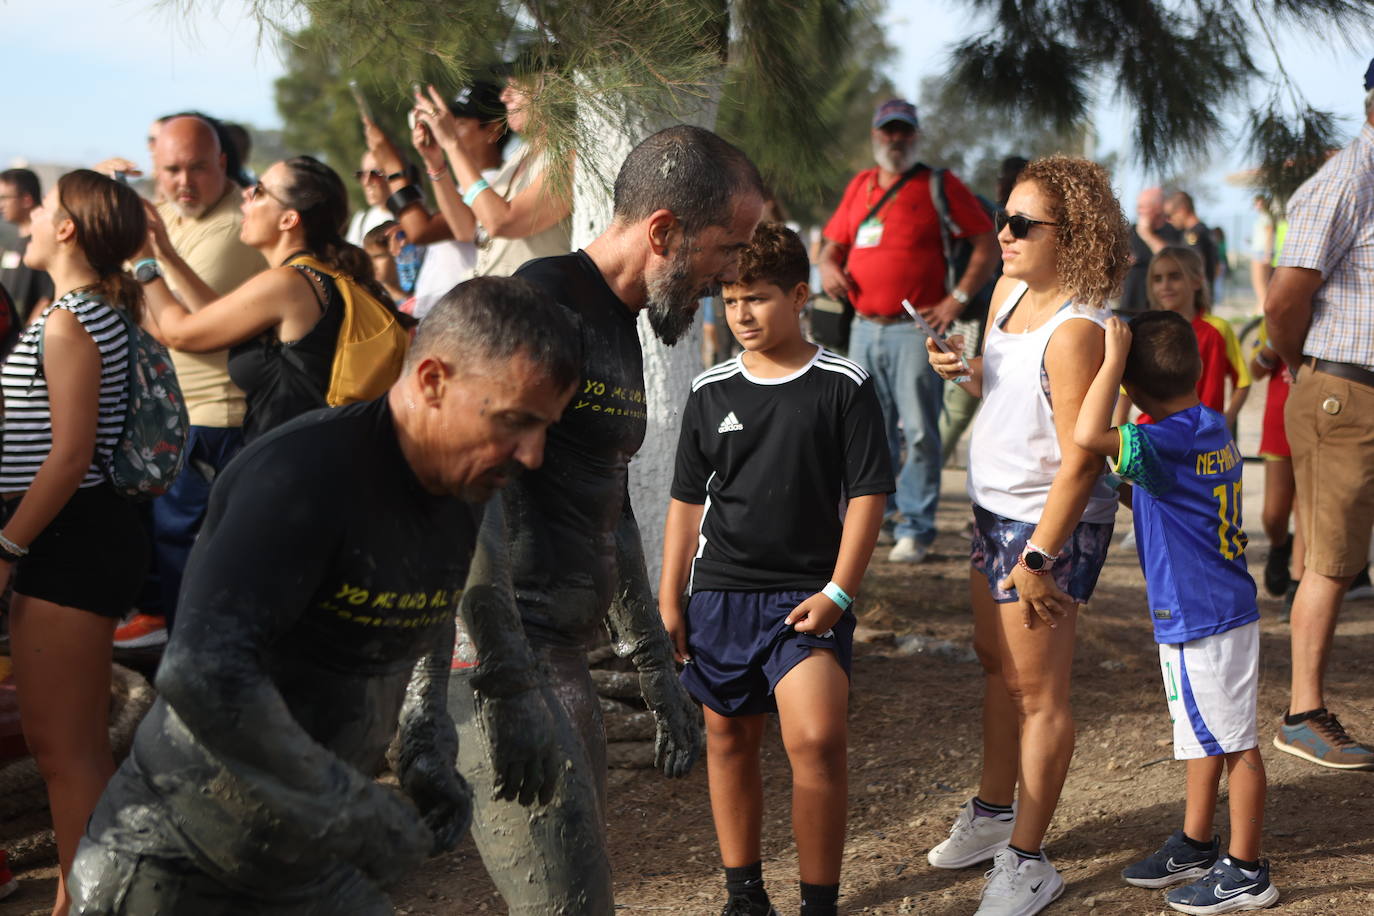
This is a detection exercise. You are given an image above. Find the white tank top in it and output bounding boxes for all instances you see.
[967,281,1117,525]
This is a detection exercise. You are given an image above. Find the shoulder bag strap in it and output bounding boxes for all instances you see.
[860,163,925,228]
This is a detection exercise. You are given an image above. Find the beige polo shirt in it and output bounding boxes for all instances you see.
[157,187,265,428]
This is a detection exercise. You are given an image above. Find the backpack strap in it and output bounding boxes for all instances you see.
[929,168,964,293]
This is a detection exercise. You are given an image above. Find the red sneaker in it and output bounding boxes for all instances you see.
[113,613,168,649]
[0,848,18,900]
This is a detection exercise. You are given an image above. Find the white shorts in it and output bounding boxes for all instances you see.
[1157,622,1260,759]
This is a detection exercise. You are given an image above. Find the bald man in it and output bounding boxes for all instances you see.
[115,116,267,651]
[1118,186,1183,314]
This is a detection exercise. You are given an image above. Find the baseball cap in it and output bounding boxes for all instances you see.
[1365,58,1374,91]
[448,82,504,122]
[873,98,919,130]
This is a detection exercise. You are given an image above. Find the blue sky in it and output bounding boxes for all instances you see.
[5,0,1369,238]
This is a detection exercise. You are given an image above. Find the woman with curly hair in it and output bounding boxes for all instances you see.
[924,156,1131,915]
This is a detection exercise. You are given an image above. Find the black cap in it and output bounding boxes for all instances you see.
[447,82,504,123]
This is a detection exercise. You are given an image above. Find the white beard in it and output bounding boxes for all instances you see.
[873,138,919,173]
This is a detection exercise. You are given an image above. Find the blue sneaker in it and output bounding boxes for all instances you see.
[1121,831,1218,888]
[1166,858,1279,914]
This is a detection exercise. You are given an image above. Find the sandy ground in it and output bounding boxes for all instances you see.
[7,331,1374,915]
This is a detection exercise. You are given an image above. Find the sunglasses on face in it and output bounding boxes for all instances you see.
[249,182,289,208]
[355,169,386,181]
[995,208,1058,239]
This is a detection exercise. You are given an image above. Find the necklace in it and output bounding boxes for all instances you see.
[1019,300,1049,334]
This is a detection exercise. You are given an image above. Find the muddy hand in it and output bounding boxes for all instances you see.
[640,667,703,778]
[480,689,561,806]
[398,748,473,855]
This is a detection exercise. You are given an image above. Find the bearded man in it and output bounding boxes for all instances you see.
[448,124,765,915]
[819,99,997,563]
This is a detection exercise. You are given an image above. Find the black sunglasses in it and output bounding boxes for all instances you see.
[354,168,386,181]
[995,208,1058,239]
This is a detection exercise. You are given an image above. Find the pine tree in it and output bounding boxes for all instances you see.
[944,0,1374,198]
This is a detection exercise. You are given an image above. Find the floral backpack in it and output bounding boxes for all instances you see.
[38,293,189,499]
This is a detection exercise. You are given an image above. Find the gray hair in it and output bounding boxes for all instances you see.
[611,125,764,235]
[407,276,581,392]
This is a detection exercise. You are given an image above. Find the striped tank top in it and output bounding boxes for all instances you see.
[0,290,131,493]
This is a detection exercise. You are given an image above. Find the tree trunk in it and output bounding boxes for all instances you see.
[570,82,722,591]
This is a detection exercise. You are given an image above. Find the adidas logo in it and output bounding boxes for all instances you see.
[718,411,744,433]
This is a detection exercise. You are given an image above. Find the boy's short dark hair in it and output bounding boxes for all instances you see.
[1125,310,1202,400]
[363,220,397,250]
[734,221,810,291]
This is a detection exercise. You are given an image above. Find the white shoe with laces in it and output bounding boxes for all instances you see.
[927,799,1015,869]
[974,848,1064,916]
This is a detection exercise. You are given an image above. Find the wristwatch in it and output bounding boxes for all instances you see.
[133,259,162,284]
[1018,543,1055,575]
[951,288,970,306]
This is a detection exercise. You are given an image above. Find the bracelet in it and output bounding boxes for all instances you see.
[1255,350,1276,370]
[133,258,158,274]
[821,581,853,611]
[426,166,449,181]
[0,531,28,561]
[385,185,424,217]
[462,178,491,207]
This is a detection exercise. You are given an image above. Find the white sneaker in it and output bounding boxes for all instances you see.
[888,537,929,563]
[974,848,1064,916]
[928,799,1015,869]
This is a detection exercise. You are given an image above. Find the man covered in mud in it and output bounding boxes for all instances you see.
[448,125,766,914]
[69,277,579,915]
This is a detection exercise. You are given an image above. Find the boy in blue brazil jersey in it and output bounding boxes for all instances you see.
[659,224,893,916]
[1075,311,1278,914]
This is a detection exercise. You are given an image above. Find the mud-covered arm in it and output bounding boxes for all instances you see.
[156,456,431,884]
[392,611,469,855]
[458,496,560,804]
[608,487,703,778]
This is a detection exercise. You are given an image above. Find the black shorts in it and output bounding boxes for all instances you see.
[7,483,149,618]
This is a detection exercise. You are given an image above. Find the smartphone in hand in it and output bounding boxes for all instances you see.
[347,79,374,122]
[901,299,952,352]
[902,299,970,380]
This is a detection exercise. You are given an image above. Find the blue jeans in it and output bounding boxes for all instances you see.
[144,426,244,628]
[848,318,943,544]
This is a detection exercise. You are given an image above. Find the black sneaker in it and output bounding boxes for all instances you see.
[1121,830,1219,888]
[1263,540,1291,597]
[721,898,779,916]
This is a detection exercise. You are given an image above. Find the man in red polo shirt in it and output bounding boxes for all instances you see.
[819,99,997,562]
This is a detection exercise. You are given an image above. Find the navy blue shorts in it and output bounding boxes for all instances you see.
[680,589,855,717]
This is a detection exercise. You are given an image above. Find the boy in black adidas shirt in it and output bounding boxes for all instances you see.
[660,223,893,916]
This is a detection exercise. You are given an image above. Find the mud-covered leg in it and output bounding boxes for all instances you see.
[450,654,612,916]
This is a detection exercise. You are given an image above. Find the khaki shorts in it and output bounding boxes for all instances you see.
[1286,364,1374,577]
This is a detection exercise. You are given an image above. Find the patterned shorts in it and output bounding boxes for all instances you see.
[970,504,1114,604]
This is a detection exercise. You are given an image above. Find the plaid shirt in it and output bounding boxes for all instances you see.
[1278,121,1374,371]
